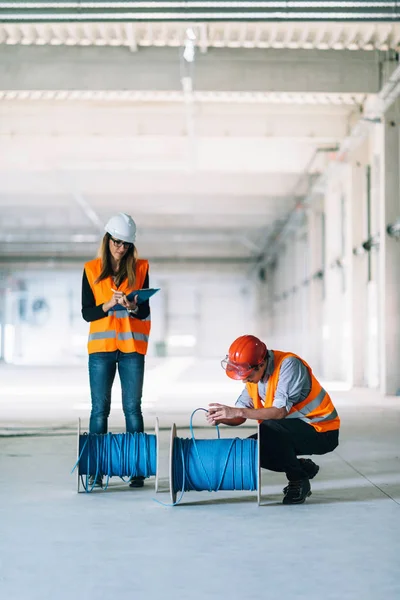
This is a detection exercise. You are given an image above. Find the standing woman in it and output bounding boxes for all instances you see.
[81,212,151,488]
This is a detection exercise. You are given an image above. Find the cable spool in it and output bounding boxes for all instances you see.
[169,409,261,506]
[73,417,160,493]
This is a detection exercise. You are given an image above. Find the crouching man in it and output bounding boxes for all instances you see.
[207,335,340,505]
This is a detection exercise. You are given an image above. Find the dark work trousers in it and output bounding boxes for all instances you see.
[249,419,339,481]
[88,350,145,435]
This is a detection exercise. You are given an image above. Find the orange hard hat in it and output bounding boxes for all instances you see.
[221,335,267,380]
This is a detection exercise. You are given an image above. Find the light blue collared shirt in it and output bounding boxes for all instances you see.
[235,350,311,413]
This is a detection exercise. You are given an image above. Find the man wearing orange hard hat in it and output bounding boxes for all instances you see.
[207,335,340,505]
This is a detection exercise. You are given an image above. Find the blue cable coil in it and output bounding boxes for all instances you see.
[72,432,157,492]
[171,409,258,502]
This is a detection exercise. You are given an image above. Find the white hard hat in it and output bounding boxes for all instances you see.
[104,212,136,244]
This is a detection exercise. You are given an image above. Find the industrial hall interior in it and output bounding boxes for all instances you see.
[0,2,400,600]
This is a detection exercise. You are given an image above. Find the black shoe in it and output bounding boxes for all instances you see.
[129,476,145,488]
[283,459,319,493]
[88,475,103,488]
[282,479,311,505]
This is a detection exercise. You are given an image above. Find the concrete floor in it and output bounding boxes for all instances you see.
[1,363,400,599]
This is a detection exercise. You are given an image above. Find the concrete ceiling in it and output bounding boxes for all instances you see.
[0,94,360,263]
[0,19,390,265]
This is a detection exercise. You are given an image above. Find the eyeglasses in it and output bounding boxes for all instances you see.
[110,237,132,249]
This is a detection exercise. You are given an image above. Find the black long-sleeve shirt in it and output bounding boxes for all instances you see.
[81,269,150,323]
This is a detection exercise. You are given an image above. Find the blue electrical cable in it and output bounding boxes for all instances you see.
[71,432,157,493]
[164,408,258,506]
[72,412,258,501]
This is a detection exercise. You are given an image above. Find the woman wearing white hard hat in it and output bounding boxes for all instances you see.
[81,212,151,489]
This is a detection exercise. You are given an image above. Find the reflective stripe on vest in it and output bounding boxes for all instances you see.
[246,350,340,433]
[84,257,151,355]
[285,386,326,418]
[89,331,116,341]
[109,310,151,322]
[118,332,149,342]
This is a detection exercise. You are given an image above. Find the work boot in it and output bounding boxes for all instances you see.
[282,479,311,505]
[88,475,103,488]
[283,459,319,494]
[129,476,145,488]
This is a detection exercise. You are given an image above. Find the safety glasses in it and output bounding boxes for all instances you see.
[110,237,132,249]
[220,356,256,380]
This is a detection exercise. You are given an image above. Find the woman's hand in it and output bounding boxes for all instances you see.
[102,290,124,313]
[118,294,138,311]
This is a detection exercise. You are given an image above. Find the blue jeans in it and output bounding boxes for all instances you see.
[88,351,145,435]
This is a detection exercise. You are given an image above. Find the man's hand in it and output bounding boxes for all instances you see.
[207,403,242,425]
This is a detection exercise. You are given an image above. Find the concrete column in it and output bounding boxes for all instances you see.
[0,271,7,362]
[305,201,324,376]
[286,236,297,351]
[282,240,293,351]
[379,103,400,396]
[323,177,346,381]
[291,234,302,354]
[347,155,369,387]
[254,262,272,343]
[297,230,309,359]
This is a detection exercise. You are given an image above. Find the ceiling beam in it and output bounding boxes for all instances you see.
[0,46,381,94]
[0,111,355,141]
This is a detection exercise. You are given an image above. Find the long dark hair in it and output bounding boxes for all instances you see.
[95,233,138,288]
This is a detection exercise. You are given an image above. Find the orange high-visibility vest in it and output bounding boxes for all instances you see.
[246,350,340,433]
[84,257,151,355]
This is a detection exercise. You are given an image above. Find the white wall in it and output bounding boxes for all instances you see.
[256,104,400,394]
[256,225,316,367]
[155,270,256,359]
[1,269,86,364]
